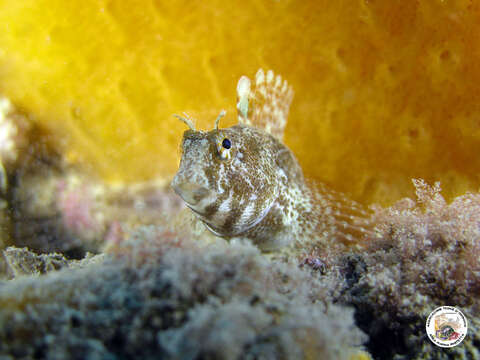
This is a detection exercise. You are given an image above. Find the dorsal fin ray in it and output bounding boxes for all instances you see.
[236,69,294,141]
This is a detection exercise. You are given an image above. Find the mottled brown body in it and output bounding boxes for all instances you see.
[172,69,370,251]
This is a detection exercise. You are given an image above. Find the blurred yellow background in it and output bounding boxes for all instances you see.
[0,0,479,205]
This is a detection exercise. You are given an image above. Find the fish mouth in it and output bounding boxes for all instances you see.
[171,180,214,208]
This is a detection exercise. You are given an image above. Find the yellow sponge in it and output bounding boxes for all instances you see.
[0,0,479,205]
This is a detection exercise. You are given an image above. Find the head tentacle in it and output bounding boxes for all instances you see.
[173,112,196,131]
[214,110,226,130]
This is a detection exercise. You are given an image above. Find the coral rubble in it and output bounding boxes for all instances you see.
[2,247,70,278]
[0,246,103,279]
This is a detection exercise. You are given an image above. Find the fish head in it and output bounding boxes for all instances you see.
[172,124,285,237]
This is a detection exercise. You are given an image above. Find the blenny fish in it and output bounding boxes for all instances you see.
[172,69,371,251]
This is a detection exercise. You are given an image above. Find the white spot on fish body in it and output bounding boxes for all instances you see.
[277,167,287,181]
[218,191,233,213]
[241,171,255,191]
[239,202,256,226]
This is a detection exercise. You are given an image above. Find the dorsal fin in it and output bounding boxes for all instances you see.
[236,69,294,141]
[313,182,376,245]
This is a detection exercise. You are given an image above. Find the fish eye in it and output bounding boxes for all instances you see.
[222,138,231,149]
[216,136,232,160]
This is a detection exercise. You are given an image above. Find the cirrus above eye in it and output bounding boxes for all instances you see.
[222,138,231,149]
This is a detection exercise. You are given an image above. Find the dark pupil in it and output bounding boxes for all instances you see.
[222,138,231,149]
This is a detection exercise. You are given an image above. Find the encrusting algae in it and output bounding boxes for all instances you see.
[0,226,370,360]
